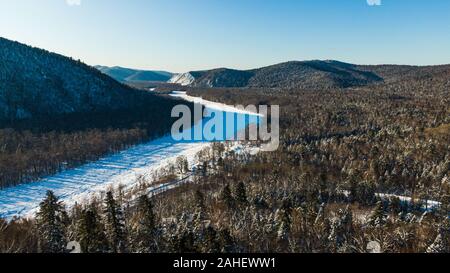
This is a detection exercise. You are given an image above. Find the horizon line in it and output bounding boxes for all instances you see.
[3,36,450,73]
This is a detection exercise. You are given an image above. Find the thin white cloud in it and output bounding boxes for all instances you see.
[66,0,81,6]
[367,0,382,6]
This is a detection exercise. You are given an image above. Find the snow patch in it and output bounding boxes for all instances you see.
[170,91,264,116]
[168,73,195,86]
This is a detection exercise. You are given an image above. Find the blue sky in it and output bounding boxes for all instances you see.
[1,0,450,72]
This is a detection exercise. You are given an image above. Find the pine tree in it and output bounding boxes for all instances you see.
[277,220,290,241]
[76,207,109,253]
[192,209,207,236]
[176,231,197,253]
[194,190,206,211]
[253,194,269,210]
[347,174,359,203]
[280,198,293,226]
[328,206,354,252]
[201,161,208,176]
[36,191,68,253]
[202,225,220,253]
[103,191,127,253]
[389,196,403,214]
[218,228,235,253]
[319,173,330,202]
[234,182,248,206]
[221,184,234,209]
[275,199,293,243]
[132,195,157,253]
[357,181,376,205]
[368,201,387,227]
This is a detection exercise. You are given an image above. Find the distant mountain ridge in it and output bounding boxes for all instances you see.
[95,65,173,83]
[170,60,450,89]
[169,60,383,89]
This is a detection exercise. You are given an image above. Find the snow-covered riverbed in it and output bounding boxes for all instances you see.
[0,92,260,220]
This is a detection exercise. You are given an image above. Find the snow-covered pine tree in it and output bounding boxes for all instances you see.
[277,219,290,241]
[132,195,157,253]
[76,207,109,253]
[328,206,354,252]
[280,198,293,226]
[194,190,206,211]
[220,184,235,209]
[103,191,128,253]
[36,191,68,253]
[177,231,197,253]
[202,225,220,253]
[218,228,235,253]
[201,161,208,177]
[275,199,293,243]
[234,181,248,206]
[368,201,387,227]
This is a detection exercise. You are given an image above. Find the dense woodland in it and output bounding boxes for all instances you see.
[0,65,448,253]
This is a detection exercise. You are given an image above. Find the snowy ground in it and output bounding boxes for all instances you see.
[0,92,260,220]
[340,190,441,211]
[170,91,264,116]
[376,193,441,211]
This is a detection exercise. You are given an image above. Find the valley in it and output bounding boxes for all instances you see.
[0,92,260,220]
[0,38,448,254]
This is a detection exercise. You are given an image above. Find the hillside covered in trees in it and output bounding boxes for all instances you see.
[171,60,384,89]
[169,60,450,90]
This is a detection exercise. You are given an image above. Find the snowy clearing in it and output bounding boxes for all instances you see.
[376,193,441,210]
[0,92,260,220]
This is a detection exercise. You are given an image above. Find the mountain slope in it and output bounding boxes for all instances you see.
[176,60,384,89]
[180,60,450,90]
[248,60,383,89]
[356,63,450,84]
[95,65,173,83]
[0,38,177,122]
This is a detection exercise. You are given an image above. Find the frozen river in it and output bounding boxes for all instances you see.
[0,92,260,220]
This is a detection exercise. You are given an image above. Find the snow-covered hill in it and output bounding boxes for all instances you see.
[168,72,196,86]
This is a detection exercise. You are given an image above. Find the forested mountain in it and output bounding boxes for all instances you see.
[172,60,383,89]
[170,60,450,90]
[95,65,173,83]
[0,38,165,122]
